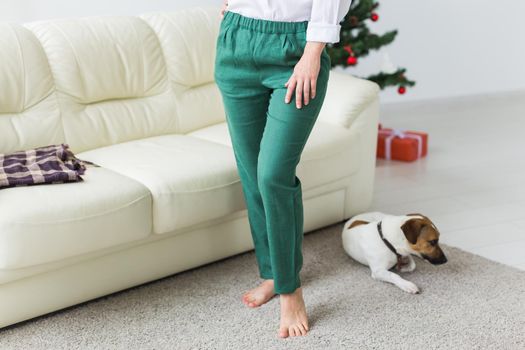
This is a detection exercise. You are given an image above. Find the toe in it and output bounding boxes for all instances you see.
[279,327,289,338]
[298,324,306,335]
[289,326,297,337]
[302,321,309,332]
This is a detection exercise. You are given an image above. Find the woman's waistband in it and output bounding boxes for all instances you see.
[222,10,308,34]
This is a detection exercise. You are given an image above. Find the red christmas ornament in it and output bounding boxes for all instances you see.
[398,86,406,94]
[344,45,357,65]
[347,56,358,65]
[371,13,379,21]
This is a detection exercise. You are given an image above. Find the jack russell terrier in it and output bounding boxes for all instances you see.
[342,211,447,294]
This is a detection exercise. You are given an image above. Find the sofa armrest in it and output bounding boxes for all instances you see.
[318,70,380,129]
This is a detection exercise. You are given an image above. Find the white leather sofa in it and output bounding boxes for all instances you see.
[0,6,380,328]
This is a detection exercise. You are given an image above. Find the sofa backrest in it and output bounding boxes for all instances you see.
[24,16,178,153]
[0,6,225,155]
[140,7,226,134]
[0,23,65,154]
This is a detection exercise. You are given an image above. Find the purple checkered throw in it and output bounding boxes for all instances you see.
[0,143,99,190]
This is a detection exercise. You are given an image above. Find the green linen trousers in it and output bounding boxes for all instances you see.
[214,10,331,294]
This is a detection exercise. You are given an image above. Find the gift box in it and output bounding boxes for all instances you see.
[377,127,428,162]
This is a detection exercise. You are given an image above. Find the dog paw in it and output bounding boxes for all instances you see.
[398,264,416,273]
[399,281,420,294]
[398,265,416,272]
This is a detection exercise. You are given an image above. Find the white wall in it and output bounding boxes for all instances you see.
[348,0,525,103]
[1,0,524,103]
[0,0,219,22]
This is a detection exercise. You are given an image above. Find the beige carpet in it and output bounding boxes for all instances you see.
[1,222,524,349]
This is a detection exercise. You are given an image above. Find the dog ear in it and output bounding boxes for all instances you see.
[401,218,423,244]
[348,220,369,230]
[406,212,428,220]
[407,213,439,232]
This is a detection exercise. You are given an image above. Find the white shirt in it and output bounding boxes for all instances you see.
[225,0,353,44]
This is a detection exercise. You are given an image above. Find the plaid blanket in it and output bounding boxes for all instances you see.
[0,144,99,190]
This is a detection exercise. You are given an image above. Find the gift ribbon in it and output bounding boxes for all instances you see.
[379,128,423,160]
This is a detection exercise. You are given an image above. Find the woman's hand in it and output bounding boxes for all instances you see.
[220,0,228,19]
[284,42,326,109]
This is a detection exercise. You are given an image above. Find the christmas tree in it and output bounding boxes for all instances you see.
[326,0,416,95]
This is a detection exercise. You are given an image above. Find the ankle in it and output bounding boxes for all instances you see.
[279,287,302,298]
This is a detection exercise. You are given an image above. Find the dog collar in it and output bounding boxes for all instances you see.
[377,220,406,270]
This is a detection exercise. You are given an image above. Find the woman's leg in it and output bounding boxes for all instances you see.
[256,53,331,295]
[214,12,274,281]
[221,91,275,280]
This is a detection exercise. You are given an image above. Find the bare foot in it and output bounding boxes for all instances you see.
[242,279,276,308]
[278,286,309,338]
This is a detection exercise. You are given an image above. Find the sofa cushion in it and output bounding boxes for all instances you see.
[24,16,177,154]
[140,7,227,134]
[0,23,64,154]
[187,120,361,190]
[76,134,244,235]
[0,167,152,270]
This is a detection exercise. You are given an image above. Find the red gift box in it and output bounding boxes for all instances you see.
[377,127,428,162]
